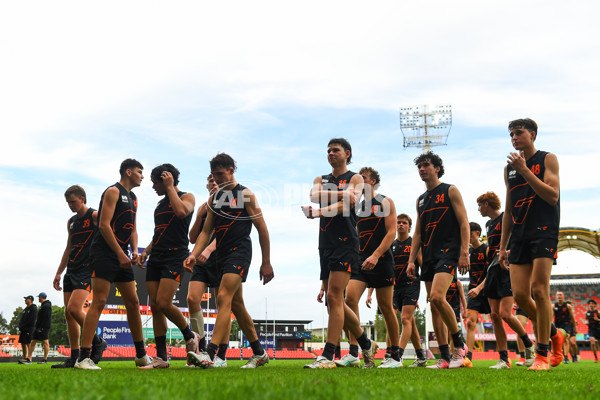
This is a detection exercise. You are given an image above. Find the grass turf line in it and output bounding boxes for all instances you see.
[0,360,598,400]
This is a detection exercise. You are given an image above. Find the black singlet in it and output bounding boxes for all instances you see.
[151,191,193,256]
[67,208,96,272]
[318,170,359,250]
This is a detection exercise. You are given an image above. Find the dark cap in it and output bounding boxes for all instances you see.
[38,292,47,299]
[24,295,34,301]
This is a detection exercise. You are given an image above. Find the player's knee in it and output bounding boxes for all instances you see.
[216,292,233,309]
[157,298,173,314]
[326,291,343,308]
[531,285,548,303]
[401,315,412,327]
[122,296,140,310]
[429,293,445,308]
[344,295,359,309]
[466,318,476,330]
[490,311,502,323]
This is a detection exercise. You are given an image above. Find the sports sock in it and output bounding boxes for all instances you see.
[397,347,405,358]
[416,348,426,360]
[536,343,549,357]
[155,335,168,361]
[564,354,568,361]
[334,346,341,360]
[190,311,205,337]
[134,341,146,359]
[79,347,91,362]
[70,348,80,362]
[451,331,464,349]
[349,344,359,358]
[217,344,228,360]
[519,351,525,359]
[181,325,195,342]
[356,331,371,350]
[439,344,450,362]
[390,346,401,362]
[206,343,218,360]
[550,323,558,337]
[499,350,509,363]
[467,351,473,360]
[520,334,533,348]
[322,342,336,361]
[199,336,207,352]
[250,340,265,356]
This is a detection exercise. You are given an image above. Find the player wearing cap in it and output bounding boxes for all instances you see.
[18,295,37,364]
[29,293,52,364]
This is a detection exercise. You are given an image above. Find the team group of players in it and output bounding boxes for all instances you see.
[50,117,598,371]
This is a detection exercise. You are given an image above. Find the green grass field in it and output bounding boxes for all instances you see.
[1,359,598,400]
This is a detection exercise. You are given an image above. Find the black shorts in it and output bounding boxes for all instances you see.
[420,258,457,282]
[556,323,575,336]
[146,251,187,283]
[32,328,49,341]
[351,255,394,288]
[467,293,491,314]
[319,247,359,281]
[509,237,558,265]
[515,306,529,318]
[63,269,92,293]
[393,280,420,310]
[91,254,135,283]
[190,255,220,288]
[19,331,32,345]
[589,327,600,340]
[484,265,513,300]
[217,247,251,283]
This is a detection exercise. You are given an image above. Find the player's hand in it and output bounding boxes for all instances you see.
[162,171,174,187]
[366,295,372,308]
[53,274,62,291]
[197,248,212,264]
[118,252,132,269]
[415,301,420,310]
[301,205,319,219]
[512,302,519,311]
[317,288,325,303]
[407,262,416,280]
[458,254,470,275]
[183,255,196,272]
[260,262,274,285]
[362,255,378,271]
[498,249,510,270]
[467,288,479,299]
[137,251,148,268]
[131,251,139,265]
[507,151,528,175]
[347,191,358,208]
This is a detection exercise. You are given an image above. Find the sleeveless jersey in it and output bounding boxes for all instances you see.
[318,170,359,249]
[67,208,96,272]
[91,182,137,256]
[468,243,488,290]
[151,191,193,256]
[554,302,572,326]
[417,183,460,263]
[211,184,252,256]
[356,194,393,260]
[392,237,419,283]
[485,213,503,263]
[507,150,560,240]
[586,309,600,330]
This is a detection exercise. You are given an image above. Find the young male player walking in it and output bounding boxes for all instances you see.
[185,153,274,369]
[406,151,469,369]
[498,118,564,371]
[301,138,377,369]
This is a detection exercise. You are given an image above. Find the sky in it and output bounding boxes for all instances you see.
[1,0,600,329]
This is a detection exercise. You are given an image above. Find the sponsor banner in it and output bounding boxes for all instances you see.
[242,337,276,349]
[141,325,215,340]
[0,335,20,347]
[97,321,134,346]
[474,333,536,341]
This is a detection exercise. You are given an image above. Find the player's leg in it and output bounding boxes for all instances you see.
[590,336,598,361]
[499,296,534,361]
[337,279,366,367]
[27,340,37,362]
[157,278,197,353]
[376,285,401,367]
[425,280,448,368]
[488,298,510,368]
[399,305,416,354]
[114,280,149,365]
[187,280,209,350]
[465,310,478,361]
[515,314,529,365]
[42,339,49,361]
[569,334,578,362]
[78,277,110,367]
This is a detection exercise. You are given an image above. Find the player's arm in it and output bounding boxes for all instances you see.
[568,304,577,331]
[197,239,217,264]
[184,195,215,271]
[507,152,560,206]
[309,175,360,204]
[362,197,397,271]
[304,174,363,218]
[448,185,470,274]
[189,202,208,243]
[53,220,72,291]
[407,198,421,279]
[499,166,513,269]
[317,282,326,303]
[163,171,196,218]
[138,241,152,267]
[245,188,274,285]
[91,210,98,226]
[97,187,132,269]
[458,281,468,319]
[366,287,375,308]
[130,198,139,265]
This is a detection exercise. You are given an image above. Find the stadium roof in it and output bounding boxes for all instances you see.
[558,227,600,259]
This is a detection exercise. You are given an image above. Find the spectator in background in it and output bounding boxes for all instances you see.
[29,292,52,364]
[18,295,38,364]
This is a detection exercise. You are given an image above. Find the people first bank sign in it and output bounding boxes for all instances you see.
[97,321,134,346]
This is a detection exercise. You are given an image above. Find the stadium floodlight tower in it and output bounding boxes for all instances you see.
[399,105,452,153]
